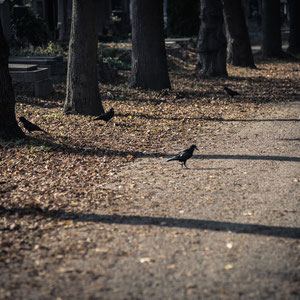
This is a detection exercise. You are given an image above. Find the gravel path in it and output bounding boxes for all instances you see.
[1,102,300,300]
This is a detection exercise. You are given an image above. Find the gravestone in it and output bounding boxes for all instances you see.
[9,63,54,97]
[9,56,67,81]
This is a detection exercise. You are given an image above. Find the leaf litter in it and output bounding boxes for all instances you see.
[0,46,300,296]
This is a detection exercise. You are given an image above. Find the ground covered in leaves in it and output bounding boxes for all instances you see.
[0,46,300,299]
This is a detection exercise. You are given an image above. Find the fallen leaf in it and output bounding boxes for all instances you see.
[139,257,151,263]
[225,264,233,270]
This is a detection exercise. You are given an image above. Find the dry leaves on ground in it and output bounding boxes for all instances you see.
[0,47,299,268]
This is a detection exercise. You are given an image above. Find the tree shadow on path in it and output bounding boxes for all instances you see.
[1,206,300,240]
[4,136,300,162]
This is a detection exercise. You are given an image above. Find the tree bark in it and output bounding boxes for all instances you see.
[262,0,282,58]
[287,0,300,55]
[98,0,111,36]
[57,0,68,41]
[64,0,104,116]
[120,0,131,37]
[0,18,24,140]
[222,0,255,68]
[130,0,170,90]
[197,0,227,77]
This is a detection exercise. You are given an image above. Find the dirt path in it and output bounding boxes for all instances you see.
[1,102,300,299]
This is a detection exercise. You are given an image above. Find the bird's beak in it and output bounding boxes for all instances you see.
[196,146,199,151]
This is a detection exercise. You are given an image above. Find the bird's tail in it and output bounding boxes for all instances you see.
[167,157,177,162]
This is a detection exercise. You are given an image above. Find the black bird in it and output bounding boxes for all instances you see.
[167,144,198,168]
[19,117,46,133]
[94,108,114,122]
[224,86,240,98]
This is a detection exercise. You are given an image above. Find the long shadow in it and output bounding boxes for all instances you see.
[1,206,299,239]
[116,113,300,123]
[186,167,228,171]
[116,112,183,121]
[3,136,300,162]
[280,138,300,141]
[201,117,300,122]
[113,97,165,104]
[16,97,63,109]
[194,154,300,162]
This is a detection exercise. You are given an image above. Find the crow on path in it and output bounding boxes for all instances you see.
[19,117,46,133]
[167,144,198,168]
[224,86,240,98]
[94,108,114,122]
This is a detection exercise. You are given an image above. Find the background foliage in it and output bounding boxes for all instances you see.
[166,0,200,37]
[11,5,49,47]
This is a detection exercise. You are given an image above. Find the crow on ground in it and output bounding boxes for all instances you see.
[167,144,198,168]
[224,86,240,98]
[94,108,114,122]
[19,117,46,133]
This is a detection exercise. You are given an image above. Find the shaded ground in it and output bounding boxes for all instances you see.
[0,50,300,299]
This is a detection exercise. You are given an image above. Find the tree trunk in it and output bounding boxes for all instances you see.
[262,0,282,58]
[120,0,131,37]
[287,0,300,55]
[222,0,255,68]
[130,0,170,90]
[197,0,227,77]
[64,0,104,116]
[98,0,111,36]
[0,18,24,140]
[57,0,68,41]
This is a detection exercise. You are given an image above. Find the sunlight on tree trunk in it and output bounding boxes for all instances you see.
[197,0,227,77]
[130,0,170,90]
[223,0,255,68]
[64,0,104,116]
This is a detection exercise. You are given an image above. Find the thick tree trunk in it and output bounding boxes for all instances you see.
[130,0,170,90]
[64,0,104,116]
[222,0,255,68]
[287,0,300,55]
[262,0,282,58]
[0,19,24,140]
[197,0,227,77]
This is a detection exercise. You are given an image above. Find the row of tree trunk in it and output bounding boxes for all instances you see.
[1,0,300,139]
[262,0,300,57]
